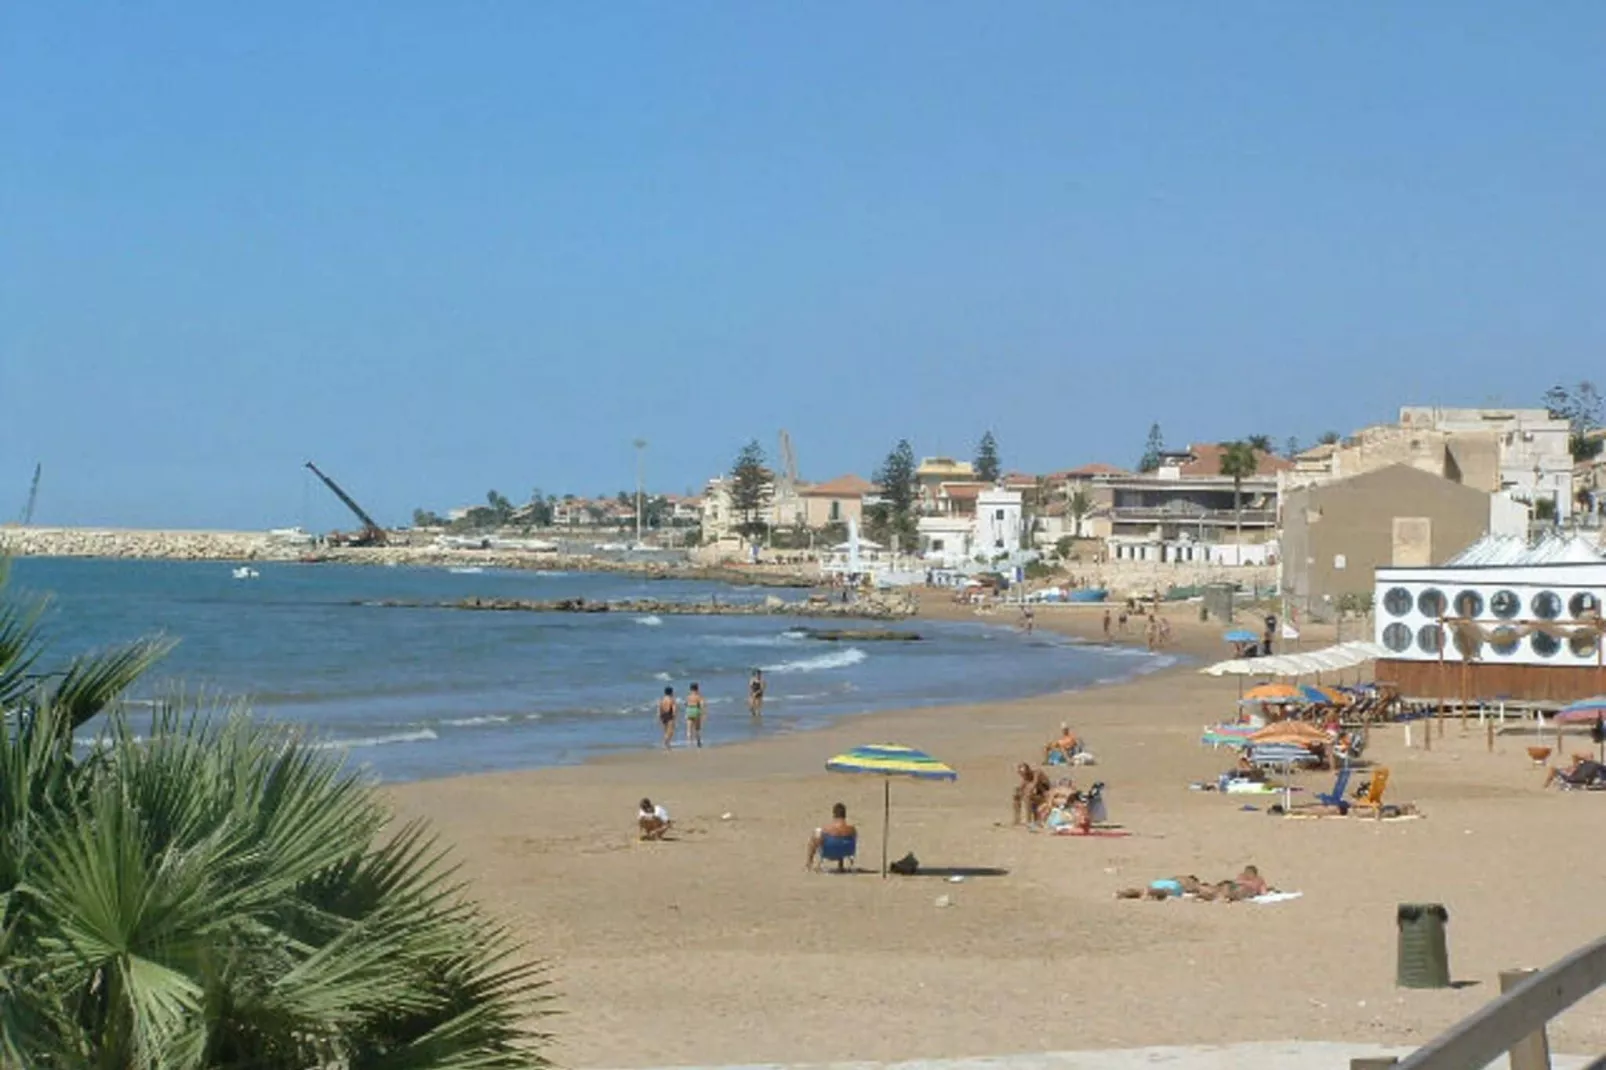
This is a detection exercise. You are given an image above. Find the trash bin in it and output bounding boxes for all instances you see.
[1396,903,1451,988]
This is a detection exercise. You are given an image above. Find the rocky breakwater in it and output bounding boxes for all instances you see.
[0,526,283,562]
[356,589,919,622]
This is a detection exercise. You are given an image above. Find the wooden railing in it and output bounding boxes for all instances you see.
[1354,934,1606,1069]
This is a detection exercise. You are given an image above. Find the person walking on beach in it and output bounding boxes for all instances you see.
[1102,608,1112,641]
[685,682,706,748]
[748,669,765,720]
[657,686,678,750]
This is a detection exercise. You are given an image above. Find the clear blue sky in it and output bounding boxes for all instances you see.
[3,3,1602,529]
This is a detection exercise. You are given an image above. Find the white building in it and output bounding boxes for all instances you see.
[1397,407,1573,520]
[976,488,1023,557]
[917,488,1024,568]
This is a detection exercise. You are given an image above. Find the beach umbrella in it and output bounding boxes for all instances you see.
[1250,720,1331,746]
[1555,696,1606,725]
[1244,682,1300,701]
[1298,684,1331,705]
[1223,628,1258,644]
[825,744,957,877]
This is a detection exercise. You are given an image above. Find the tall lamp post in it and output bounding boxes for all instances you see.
[634,439,648,547]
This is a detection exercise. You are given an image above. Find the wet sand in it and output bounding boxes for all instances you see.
[390,594,1606,1067]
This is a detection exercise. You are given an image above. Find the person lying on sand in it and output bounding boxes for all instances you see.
[1545,754,1606,789]
[1012,763,1051,825]
[1043,724,1081,764]
[1230,754,1269,782]
[805,802,857,868]
[1117,866,1271,902]
[638,798,672,840]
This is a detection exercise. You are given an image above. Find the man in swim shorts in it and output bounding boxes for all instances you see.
[805,802,857,869]
[685,682,706,748]
[657,686,677,750]
[748,669,765,720]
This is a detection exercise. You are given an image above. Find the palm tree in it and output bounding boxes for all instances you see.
[0,564,549,1068]
[1217,441,1260,548]
[1246,434,1273,454]
[1066,490,1093,538]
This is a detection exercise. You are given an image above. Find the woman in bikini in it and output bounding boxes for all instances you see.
[657,686,678,750]
[685,682,706,748]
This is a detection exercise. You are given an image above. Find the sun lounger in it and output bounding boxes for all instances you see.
[816,833,857,872]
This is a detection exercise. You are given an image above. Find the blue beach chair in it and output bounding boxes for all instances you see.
[1316,766,1354,808]
[817,833,857,873]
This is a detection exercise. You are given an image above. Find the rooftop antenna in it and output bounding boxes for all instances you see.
[19,463,40,525]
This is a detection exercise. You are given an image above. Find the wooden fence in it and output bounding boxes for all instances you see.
[1354,933,1606,1069]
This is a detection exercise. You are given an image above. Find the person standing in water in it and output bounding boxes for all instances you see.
[657,686,678,750]
[748,669,765,721]
[685,682,706,748]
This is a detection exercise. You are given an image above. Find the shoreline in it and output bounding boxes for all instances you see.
[386,593,1606,1067]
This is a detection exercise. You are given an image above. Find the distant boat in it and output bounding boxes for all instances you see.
[448,566,485,575]
[232,566,260,580]
[1067,588,1108,603]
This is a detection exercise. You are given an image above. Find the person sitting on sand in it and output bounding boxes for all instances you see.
[805,802,857,868]
[1545,754,1606,789]
[1012,763,1051,826]
[638,798,671,840]
[1231,753,1269,783]
[1043,723,1081,764]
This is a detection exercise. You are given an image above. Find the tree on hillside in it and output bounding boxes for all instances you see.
[412,508,446,528]
[524,489,555,527]
[486,490,515,525]
[1544,381,1605,461]
[1067,489,1093,538]
[1138,423,1165,473]
[1284,436,1302,459]
[1218,440,1260,547]
[974,431,1001,484]
[870,439,918,549]
[1246,434,1273,453]
[0,571,550,1067]
[1318,430,1341,446]
[729,440,772,544]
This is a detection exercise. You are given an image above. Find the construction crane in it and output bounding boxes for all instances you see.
[303,462,388,546]
[19,463,40,525]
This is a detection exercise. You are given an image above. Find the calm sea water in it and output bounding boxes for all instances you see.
[8,558,1172,781]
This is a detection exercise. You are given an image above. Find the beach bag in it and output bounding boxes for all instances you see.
[888,852,919,876]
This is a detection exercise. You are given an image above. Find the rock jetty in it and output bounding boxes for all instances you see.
[354,593,917,621]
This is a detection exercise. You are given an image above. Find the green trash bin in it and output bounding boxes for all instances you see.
[1396,903,1451,988]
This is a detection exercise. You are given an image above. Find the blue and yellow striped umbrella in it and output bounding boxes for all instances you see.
[826,744,956,876]
[826,744,958,781]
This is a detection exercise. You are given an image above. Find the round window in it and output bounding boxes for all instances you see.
[1490,626,1520,655]
[1417,624,1444,655]
[1533,591,1563,621]
[1383,587,1413,617]
[1532,631,1561,658]
[1453,590,1484,619]
[1418,589,1447,618]
[1491,590,1521,619]
[1570,592,1601,619]
[1382,623,1413,653]
[1570,632,1600,659]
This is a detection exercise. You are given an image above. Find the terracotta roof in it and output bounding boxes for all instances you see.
[1176,443,1292,477]
[801,474,876,497]
[1059,463,1130,478]
[1001,472,1039,488]
[939,481,987,501]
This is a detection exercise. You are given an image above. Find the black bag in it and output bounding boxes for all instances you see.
[888,852,919,876]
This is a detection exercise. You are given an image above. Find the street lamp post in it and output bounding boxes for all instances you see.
[633,439,647,547]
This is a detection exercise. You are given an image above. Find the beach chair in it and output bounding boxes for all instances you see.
[1351,768,1391,816]
[1315,766,1354,808]
[816,833,857,873]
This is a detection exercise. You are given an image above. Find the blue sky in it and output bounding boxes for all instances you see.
[3,3,1602,529]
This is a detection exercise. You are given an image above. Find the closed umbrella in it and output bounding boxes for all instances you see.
[825,744,957,877]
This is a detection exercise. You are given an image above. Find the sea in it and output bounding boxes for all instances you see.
[7,558,1174,782]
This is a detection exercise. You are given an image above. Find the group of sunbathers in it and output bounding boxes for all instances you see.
[1117,865,1271,902]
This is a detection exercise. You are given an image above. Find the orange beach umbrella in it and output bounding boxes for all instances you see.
[1244,683,1300,702]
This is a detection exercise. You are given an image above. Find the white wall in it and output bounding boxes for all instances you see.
[976,489,1022,558]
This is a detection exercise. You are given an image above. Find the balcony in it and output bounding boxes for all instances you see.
[1110,505,1277,527]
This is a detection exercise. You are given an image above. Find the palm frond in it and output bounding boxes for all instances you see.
[50,637,176,732]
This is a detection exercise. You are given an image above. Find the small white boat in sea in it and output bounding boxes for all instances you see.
[232,566,260,580]
[448,566,485,575]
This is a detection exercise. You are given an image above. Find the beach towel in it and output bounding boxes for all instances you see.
[1250,891,1303,905]
[1051,827,1131,838]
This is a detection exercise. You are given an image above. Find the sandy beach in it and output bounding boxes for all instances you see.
[389,594,1606,1067]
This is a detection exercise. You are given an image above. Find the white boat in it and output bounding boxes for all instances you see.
[232,566,260,580]
[448,566,485,575]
